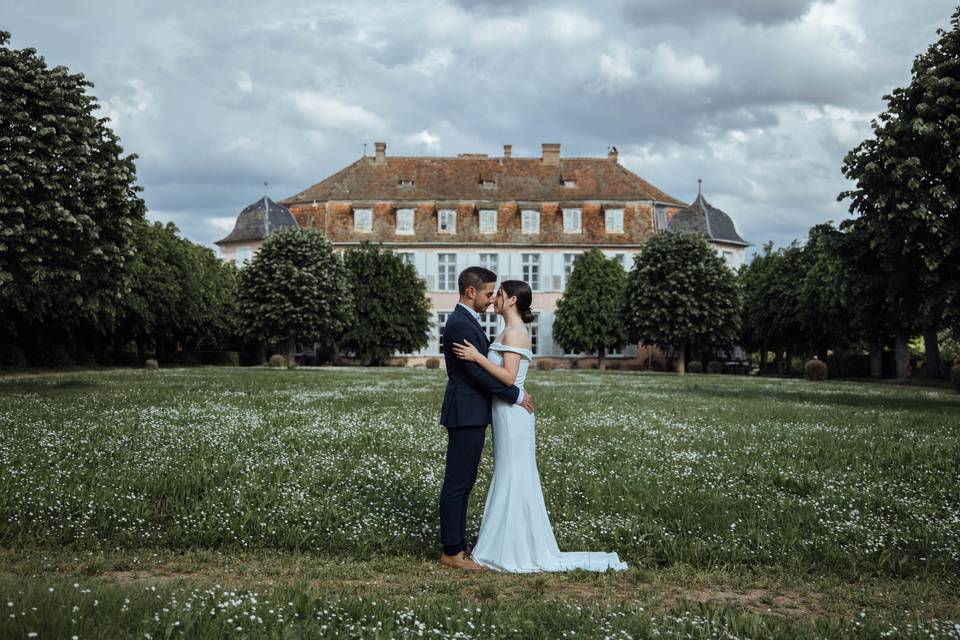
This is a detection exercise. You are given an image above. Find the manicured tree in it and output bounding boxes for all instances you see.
[0,31,145,344]
[738,243,779,369]
[839,7,960,378]
[552,249,628,370]
[237,228,353,367]
[797,224,854,360]
[623,232,741,374]
[341,243,431,365]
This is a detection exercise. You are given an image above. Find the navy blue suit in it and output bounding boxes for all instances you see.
[438,304,521,556]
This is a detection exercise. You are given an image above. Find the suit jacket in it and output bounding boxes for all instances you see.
[439,305,521,428]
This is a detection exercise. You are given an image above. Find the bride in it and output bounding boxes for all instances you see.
[452,280,628,573]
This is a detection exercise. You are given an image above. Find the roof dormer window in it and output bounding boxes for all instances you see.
[480,179,496,187]
[562,179,577,188]
[399,179,415,187]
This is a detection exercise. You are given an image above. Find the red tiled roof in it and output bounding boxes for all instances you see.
[282,156,685,206]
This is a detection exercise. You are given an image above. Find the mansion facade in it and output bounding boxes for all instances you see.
[216,142,750,363]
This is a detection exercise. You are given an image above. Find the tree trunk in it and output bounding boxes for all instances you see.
[922,322,942,379]
[773,350,782,374]
[287,334,296,369]
[760,343,768,369]
[597,346,606,370]
[869,338,883,378]
[894,332,909,379]
[676,342,686,375]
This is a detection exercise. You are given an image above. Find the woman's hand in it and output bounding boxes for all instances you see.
[452,339,482,362]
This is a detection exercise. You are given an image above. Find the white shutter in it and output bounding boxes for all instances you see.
[551,275,562,291]
[426,274,436,291]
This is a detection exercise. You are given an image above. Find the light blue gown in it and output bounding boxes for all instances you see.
[471,342,629,573]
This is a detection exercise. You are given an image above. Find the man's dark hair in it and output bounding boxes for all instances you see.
[458,266,497,295]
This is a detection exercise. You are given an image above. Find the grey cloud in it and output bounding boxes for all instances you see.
[622,0,824,27]
[4,0,955,255]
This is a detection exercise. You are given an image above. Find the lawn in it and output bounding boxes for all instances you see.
[0,367,958,639]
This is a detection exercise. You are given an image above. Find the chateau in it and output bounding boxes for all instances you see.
[216,142,749,364]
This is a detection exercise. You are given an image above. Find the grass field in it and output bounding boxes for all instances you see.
[1,367,958,638]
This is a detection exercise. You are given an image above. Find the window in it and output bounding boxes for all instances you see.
[397,252,414,266]
[522,253,540,291]
[562,179,577,188]
[438,209,457,234]
[605,208,624,233]
[529,313,540,355]
[354,208,372,232]
[399,179,415,187]
[613,253,626,269]
[437,312,450,351]
[521,209,540,234]
[480,312,498,344]
[396,208,414,235]
[438,253,457,291]
[479,252,499,274]
[236,246,252,266]
[563,253,578,285]
[722,250,735,266]
[654,206,669,232]
[563,208,581,233]
[608,346,623,357]
[479,209,497,234]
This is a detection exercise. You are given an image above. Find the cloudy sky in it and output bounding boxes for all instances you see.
[6,0,956,254]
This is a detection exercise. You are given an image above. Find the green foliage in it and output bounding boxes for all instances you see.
[839,8,960,374]
[144,359,159,370]
[425,358,440,369]
[237,228,353,355]
[687,360,703,373]
[0,31,146,327]
[116,220,239,356]
[341,243,431,365]
[707,360,723,374]
[553,249,628,365]
[268,354,286,368]
[535,359,555,371]
[33,342,72,367]
[805,359,828,381]
[623,232,741,359]
[196,351,240,366]
[951,364,960,393]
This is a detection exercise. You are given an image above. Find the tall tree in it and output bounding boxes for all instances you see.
[553,249,628,370]
[623,232,741,374]
[839,7,960,378]
[0,31,145,341]
[341,243,431,365]
[237,228,353,367]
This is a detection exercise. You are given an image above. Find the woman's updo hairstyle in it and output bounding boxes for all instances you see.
[500,280,535,324]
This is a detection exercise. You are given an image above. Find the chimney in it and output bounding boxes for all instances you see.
[503,144,512,159]
[374,141,386,165]
[608,146,618,163]
[541,143,560,166]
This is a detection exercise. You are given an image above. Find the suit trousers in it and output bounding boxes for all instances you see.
[439,425,487,556]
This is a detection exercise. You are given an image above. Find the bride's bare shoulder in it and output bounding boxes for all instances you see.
[500,325,531,349]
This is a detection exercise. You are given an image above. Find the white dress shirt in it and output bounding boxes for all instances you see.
[456,303,524,404]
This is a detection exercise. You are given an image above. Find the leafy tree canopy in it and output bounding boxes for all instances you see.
[341,243,431,365]
[623,232,741,371]
[553,249,628,368]
[0,31,145,327]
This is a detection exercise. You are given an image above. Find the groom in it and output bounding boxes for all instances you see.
[438,266,534,570]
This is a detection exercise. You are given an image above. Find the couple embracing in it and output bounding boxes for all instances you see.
[438,266,628,573]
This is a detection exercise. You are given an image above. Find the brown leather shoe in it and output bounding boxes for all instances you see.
[439,551,483,571]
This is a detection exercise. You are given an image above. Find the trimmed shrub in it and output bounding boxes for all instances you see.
[268,354,286,368]
[707,360,723,374]
[805,359,828,381]
[569,359,579,369]
[0,343,27,368]
[145,359,159,370]
[198,350,240,366]
[535,359,554,371]
[951,364,960,393]
[425,358,440,369]
[34,343,73,367]
[687,361,703,373]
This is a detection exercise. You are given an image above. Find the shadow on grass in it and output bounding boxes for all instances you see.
[681,382,960,413]
[0,379,101,394]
